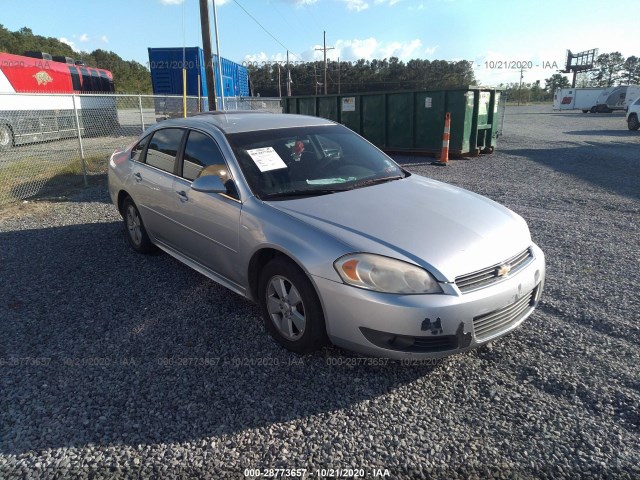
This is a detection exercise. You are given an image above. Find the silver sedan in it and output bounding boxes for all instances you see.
[108,112,545,359]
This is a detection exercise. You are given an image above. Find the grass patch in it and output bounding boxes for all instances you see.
[0,154,108,205]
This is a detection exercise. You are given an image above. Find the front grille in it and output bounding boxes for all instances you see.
[473,287,537,341]
[455,248,533,293]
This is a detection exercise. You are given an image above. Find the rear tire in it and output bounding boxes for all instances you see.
[122,197,156,253]
[628,114,640,131]
[0,124,14,151]
[258,257,328,354]
[582,109,589,113]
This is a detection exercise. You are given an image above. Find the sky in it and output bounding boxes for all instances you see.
[2,0,637,88]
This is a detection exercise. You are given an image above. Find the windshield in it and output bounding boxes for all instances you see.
[226,124,406,199]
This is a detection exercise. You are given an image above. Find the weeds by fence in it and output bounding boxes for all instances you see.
[0,93,282,204]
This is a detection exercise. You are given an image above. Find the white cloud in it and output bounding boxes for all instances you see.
[160,0,230,7]
[329,38,435,62]
[78,33,89,42]
[246,38,437,65]
[282,0,318,4]
[59,37,75,49]
[339,0,400,11]
[101,35,109,43]
[341,0,369,12]
[379,39,423,59]
[375,0,401,5]
[244,52,288,64]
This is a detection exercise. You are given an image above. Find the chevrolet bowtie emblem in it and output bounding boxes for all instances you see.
[497,264,512,277]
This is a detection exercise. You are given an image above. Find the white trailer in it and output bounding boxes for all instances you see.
[623,86,640,111]
[553,87,605,112]
[594,85,640,112]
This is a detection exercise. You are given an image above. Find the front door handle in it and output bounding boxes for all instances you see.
[176,190,188,202]
[133,172,142,182]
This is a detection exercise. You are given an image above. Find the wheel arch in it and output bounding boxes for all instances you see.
[116,190,131,216]
[247,247,324,307]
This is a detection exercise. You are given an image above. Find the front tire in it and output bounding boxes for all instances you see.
[0,124,14,151]
[258,257,328,354]
[122,197,156,253]
[628,114,640,131]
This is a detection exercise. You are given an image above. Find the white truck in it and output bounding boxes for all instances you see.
[553,87,606,113]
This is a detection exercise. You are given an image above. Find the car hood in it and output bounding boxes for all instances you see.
[266,175,532,281]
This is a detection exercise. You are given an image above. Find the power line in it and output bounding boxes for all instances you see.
[231,0,303,62]
[303,3,324,32]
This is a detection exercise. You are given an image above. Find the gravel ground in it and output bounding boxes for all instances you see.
[0,105,639,479]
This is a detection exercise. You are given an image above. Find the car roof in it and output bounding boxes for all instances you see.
[157,112,336,135]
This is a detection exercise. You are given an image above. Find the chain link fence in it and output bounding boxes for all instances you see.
[0,93,283,205]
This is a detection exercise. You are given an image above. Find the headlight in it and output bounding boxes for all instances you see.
[334,253,442,294]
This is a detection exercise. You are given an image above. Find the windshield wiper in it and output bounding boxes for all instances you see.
[351,175,404,189]
[260,188,348,200]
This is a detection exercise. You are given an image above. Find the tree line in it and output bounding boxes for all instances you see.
[0,25,152,93]
[248,58,477,97]
[503,51,640,103]
[1,24,477,97]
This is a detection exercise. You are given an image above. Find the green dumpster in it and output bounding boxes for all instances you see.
[281,87,502,157]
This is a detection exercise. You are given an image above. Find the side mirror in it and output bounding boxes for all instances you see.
[191,175,227,194]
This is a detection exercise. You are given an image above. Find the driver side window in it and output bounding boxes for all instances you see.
[182,130,239,199]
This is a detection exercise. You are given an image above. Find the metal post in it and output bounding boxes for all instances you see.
[183,68,187,118]
[72,95,88,186]
[138,95,145,131]
[197,74,202,112]
[212,0,225,110]
[338,57,340,94]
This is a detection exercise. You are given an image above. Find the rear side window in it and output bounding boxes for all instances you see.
[145,129,185,173]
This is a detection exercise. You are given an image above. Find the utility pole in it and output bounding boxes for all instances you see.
[315,31,334,95]
[518,67,524,107]
[286,50,292,96]
[199,0,217,110]
[337,57,340,94]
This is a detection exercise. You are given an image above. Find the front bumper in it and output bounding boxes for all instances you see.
[314,244,545,359]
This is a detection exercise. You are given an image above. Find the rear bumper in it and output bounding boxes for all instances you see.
[314,244,545,360]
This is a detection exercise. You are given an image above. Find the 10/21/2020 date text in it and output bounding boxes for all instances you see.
[482,60,559,69]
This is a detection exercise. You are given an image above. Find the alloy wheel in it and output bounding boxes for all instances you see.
[266,275,306,341]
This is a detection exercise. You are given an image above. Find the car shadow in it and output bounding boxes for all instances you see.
[501,141,640,201]
[0,221,441,456]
